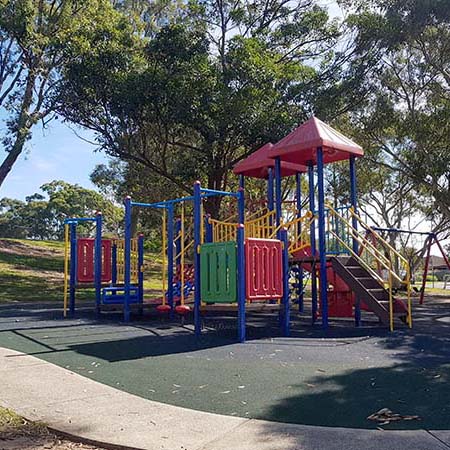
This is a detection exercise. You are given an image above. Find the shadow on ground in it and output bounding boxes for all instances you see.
[0,297,449,431]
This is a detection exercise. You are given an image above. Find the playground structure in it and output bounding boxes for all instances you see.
[63,214,145,317]
[63,117,416,342]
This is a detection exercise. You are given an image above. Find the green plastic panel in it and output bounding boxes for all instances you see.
[200,241,237,304]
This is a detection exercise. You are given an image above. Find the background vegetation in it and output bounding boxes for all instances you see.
[0,0,448,259]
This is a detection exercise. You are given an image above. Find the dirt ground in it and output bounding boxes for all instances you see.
[0,408,106,450]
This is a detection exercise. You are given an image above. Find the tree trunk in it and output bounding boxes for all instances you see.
[131,207,139,237]
[204,168,226,219]
[0,72,36,188]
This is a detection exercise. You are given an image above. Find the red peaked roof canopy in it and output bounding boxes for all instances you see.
[269,117,363,165]
[233,143,307,179]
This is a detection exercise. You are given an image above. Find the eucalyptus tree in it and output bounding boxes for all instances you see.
[58,0,345,216]
[0,0,136,187]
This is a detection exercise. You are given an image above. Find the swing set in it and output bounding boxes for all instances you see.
[371,227,450,304]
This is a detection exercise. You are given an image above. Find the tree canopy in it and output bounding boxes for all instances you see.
[56,0,351,215]
[0,0,137,188]
[1,0,449,243]
[0,180,122,239]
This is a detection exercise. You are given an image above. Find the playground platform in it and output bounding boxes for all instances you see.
[0,296,449,449]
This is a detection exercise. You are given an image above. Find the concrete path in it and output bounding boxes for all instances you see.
[1,347,449,450]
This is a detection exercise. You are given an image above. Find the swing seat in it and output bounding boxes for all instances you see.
[175,305,191,315]
[156,304,171,314]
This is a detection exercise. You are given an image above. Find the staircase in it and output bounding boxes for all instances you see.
[331,256,408,326]
[287,205,413,330]
[325,205,412,330]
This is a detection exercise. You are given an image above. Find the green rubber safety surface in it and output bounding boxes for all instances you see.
[0,298,449,431]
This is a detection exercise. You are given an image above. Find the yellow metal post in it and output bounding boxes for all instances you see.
[63,224,69,318]
[200,203,204,244]
[388,268,394,332]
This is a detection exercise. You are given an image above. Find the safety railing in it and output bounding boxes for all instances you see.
[113,238,139,284]
[326,204,412,330]
[245,209,277,239]
[209,217,238,242]
[209,209,314,252]
[269,212,315,255]
[210,209,278,242]
[325,205,352,254]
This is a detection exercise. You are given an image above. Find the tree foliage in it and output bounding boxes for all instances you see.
[57,0,347,216]
[342,0,450,223]
[0,0,135,188]
[0,180,122,239]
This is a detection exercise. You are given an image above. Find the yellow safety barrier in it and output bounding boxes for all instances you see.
[113,238,139,284]
[209,217,238,242]
[268,212,315,255]
[209,209,277,242]
[244,209,276,239]
[326,204,412,331]
[286,213,314,255]
[209,209,314,252]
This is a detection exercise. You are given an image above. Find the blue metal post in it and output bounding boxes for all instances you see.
[350,155,361,326]
[239,174,245,190]
[275,157,282,229]
[316,148,328,329]
[237,224,246,342]
[296,172,304,313]
[94,212,103,318]
[281,228,290,336]
[308,163,318,324]
[69,222,77,316]
[267,168,274,212]
[167,204,175,319]
[238,187,245,224]
[205,215,213,243]
[138,234,144,306]
[124,196,132,322]
[193,182,202,336]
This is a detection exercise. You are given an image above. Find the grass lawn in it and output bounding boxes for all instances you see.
[0,406,104,449]
[0,238,163,304]
[1,238,447,304]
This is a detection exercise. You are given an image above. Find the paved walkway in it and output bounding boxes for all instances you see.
[1,347,449,450]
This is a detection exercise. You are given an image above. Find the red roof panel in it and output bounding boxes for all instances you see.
[269,117,363,165]
[233,143,307,179]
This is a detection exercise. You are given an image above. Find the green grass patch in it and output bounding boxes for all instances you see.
[0,249,63,272]
[0,270,94,303]
[0,238,163,303]
[0,406,47,435]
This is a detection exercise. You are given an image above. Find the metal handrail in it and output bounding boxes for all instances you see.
[208,217,238,242]
[326,204,412,330]
[268,212,315,254]
[349,208,410,272]
[349,207,412,328]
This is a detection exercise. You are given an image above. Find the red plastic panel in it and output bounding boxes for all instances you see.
[101,240,112,282]
[77,238,112,283]
[77,238,94,282]
[318,265,353,318]
[245,238,283,300]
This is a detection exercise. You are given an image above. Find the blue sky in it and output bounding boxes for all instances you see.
[0,119,109,200]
